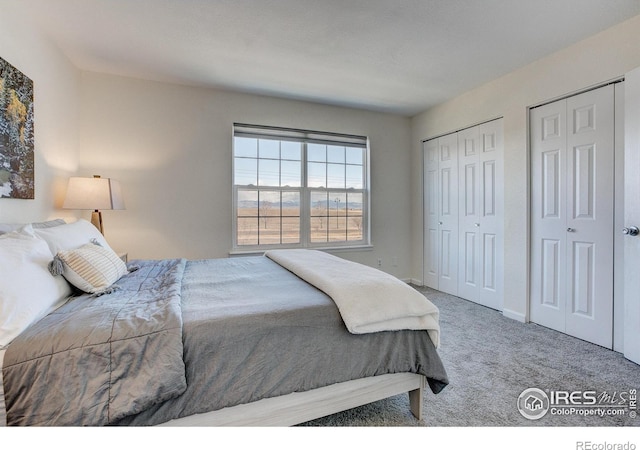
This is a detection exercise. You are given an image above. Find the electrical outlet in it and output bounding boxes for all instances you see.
[377,258,382,267]
[392,257,398,267]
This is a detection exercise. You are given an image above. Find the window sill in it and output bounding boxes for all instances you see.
[229,244,373,257]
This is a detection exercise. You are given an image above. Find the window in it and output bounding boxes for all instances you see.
[233,123,370,251]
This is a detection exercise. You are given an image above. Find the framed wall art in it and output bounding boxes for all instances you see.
[0,56,34,199]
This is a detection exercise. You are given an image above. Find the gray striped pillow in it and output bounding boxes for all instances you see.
[56,242,128,294]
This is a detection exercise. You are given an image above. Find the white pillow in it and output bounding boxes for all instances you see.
[53,242,128,295]
[0,219,66,235]
[0,226,72,348]
[0,224,20,235]
[33,219,113,255]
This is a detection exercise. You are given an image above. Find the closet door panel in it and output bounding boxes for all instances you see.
[477,119,504,309]
[437,133,459,295]
[530,100,568,332]
[565,85,614,348]
[457,126,481,302]
[423,139,440,289]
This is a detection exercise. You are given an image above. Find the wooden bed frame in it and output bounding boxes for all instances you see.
[159,373,425,426]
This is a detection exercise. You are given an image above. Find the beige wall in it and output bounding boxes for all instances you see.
[78,73,413,276]
[0,4,80,223]
[410,15,640,321]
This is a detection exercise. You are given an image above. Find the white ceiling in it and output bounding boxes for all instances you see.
[10,0,640,116]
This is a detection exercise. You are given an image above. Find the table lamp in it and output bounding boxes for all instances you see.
[63,175,125,234]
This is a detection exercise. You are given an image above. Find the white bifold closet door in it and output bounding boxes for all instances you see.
[457,120,504,310]
[530,84,615,349]
[423,118,503,309]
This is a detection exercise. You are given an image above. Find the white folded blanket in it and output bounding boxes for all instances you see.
[265,249,440,348]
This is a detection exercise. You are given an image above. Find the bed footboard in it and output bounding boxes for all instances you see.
[158,373,425,426]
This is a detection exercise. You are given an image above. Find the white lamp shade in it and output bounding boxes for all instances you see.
[63,177,125,210]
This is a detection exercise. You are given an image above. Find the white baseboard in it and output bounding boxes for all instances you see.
[408,280,526,323]
[503,308,527,323]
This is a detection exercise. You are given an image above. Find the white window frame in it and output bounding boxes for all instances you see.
[231,123,371,253]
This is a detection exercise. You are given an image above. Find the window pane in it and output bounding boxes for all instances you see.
[237,190,258,216]
[347,192,363,212]
[308,143,326,162]
[259,139,280,159]
[281,160,301,187]
[235,137,257,158]
[347,192,363,241]
[282,191,300,245]
[327,163,345,189]
[258,191,280,244]
[327,193,347,242]
[345,147,363,165]
[348,215,363,241]
[310,191,329,243]
[310,216,328,243]
[311,191,328,212]
[281,141,301,160]
[329,217,347,242]
[308,162,326,188]
[234,157,257,186]
[330,193,346,212]
[282,191,300,215]
[237,217,258,245]
[259,222,281,245]
[327,145,345,163]
[346,164,363,189]
[258,191,280,212]
[281,217,300,244]
[258,158,280,186]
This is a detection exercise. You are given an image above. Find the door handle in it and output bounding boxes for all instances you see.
[474,223,480,227]
[623,226,639,236]
[567,228,576,232]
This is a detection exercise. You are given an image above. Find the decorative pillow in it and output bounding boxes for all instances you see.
[33,219,113,255]
[0,225,72,348]
[51,242,128,295]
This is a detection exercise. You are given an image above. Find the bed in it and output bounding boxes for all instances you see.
[0,219,448,426]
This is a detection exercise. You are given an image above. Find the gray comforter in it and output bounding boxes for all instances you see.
[3,259,187,426]
[4,256,449,426]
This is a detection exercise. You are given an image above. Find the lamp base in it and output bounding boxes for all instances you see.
[91,210,104,235]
